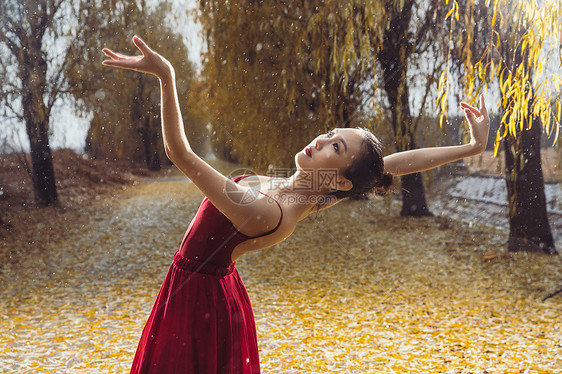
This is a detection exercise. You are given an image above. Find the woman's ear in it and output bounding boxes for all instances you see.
[335,177,353,192]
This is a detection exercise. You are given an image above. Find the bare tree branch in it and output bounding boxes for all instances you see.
[47,48,71,114]
[1,98,24,121]
[413,57,443,131]
[0,28,21,57]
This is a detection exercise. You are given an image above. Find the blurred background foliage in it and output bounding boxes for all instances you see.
[197,0,388,171]
[65,0,207,170]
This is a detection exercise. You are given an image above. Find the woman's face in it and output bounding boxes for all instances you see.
[295,128,365,183]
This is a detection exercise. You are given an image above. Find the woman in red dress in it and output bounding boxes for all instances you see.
[102,36,490,373]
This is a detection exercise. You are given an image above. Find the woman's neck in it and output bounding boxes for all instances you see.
[269,170,336,221]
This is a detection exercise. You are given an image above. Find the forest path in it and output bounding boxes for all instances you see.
[0,166,560,373]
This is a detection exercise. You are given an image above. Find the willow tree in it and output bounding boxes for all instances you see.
[198,0,388,171]
[0,0,96,205]
[377,0,450,216]
[439,0,560,253]
[65,1,205,169]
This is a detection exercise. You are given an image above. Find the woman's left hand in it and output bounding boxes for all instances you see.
[460,94,490,154]
[102,36,174,80]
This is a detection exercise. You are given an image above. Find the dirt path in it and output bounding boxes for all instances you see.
[1,171,561,373]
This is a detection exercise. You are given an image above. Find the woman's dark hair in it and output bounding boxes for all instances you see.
[327,127,393,202]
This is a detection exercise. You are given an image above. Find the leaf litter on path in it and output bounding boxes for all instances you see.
[0,168,560,373]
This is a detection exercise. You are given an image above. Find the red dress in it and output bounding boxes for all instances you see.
[130,175,282,374]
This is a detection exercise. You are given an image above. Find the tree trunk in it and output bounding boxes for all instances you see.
[26,117,58,205]
[133,77,161,171]
[379,0,431,217]
[144,116,161,171]
[20,40,58,206]
[499,22,556,255]
[504,120,556,254]
[400,172,431,216]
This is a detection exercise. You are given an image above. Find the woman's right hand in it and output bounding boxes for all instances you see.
[102,36,174,79]
[460,94,490,154]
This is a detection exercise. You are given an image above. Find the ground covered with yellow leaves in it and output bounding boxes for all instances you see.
[0,164,560,373]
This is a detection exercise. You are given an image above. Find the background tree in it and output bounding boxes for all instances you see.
[377,0,449,216]
[66,1,206,169]
[0,0,94,205]
[441,0,560,254]
[198,0,388,171]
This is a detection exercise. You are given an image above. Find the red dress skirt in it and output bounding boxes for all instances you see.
[130,175,282,374]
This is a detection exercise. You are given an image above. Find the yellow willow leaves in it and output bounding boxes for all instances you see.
[445,0,460,21]
[437,69,449,128]
[439,0,562,155]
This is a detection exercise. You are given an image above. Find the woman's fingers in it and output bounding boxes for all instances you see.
[101,36,172,78]
[460,102,474,111]
[463,108,476,123]
[102,55,141,69]
[133,35,151,55]
[460,102,481,119]
[102,48,120,59]
[101,59,116,67]
[460,94,488,121]
[101,59,129,68]
[479,93,488,117]
[101,44,143,69]
[102,37,150,63]
[102,48,133,63]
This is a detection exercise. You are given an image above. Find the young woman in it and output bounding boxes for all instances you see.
[102,36,490,374]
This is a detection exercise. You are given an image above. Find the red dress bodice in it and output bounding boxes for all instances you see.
[178,174,283,266]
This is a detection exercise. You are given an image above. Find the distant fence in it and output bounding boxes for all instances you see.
[449,176,562,215]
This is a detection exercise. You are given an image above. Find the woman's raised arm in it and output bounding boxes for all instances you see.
[103,36,192,157]
[383,94,490,176]
[102,36,282,236]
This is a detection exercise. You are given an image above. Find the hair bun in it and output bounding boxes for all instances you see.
[376,172,393,194]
